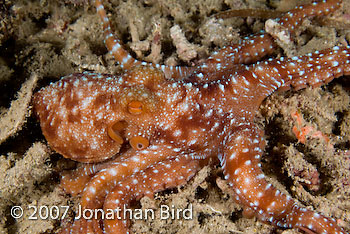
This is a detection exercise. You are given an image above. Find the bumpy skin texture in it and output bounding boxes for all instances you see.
[32,0,350,233]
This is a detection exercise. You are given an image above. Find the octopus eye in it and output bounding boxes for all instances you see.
[127,101,143,115]
[107,120,128,144]
[130,136,149,150]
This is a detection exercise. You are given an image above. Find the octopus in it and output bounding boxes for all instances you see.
[32,0,350,233]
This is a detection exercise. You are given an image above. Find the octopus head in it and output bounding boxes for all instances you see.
[33,68,165,163]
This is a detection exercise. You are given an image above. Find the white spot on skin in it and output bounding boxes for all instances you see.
[89,187,96,194]
[229,152,236,160]
[109,168,117,176]
[173,130,182,136]
[242,148,249,153]
[132,156,140,162]
[218,84,225,92]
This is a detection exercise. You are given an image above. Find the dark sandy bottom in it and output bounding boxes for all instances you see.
[0,0,349,233]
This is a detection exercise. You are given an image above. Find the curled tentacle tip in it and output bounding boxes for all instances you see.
[107,121,128,144]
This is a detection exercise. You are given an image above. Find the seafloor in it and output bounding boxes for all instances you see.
[0,0,349,233]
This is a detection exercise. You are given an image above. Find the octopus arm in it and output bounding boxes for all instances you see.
[220,122,347,234]
[94,0,195,79]
[202,34,276,68]
[59,156,202,234]
[59,145,191,233]
[61,164,99,196]
[277,0,341,32]
[192,0,343,83]
[279,46,350,91]
[78,145,189,210]
[103,156,202,234]
[61,158,121,196]
[237,46,350,108]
